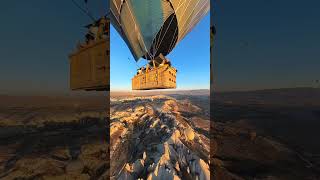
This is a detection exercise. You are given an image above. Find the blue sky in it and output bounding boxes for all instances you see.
[111,13,210,91]
[1,1,319,94]
[0,0,107,95]
[214,0,320,91]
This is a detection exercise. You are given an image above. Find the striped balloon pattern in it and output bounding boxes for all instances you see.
[110,0,210,61]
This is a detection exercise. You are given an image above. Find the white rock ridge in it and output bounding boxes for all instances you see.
[110,95,210,180]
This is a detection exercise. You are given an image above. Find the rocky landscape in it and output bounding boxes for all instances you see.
[0,95,109,179]
[211,88,320,179]
[1,88,319,179]
[110,88,320,180]
[110,94,210,180]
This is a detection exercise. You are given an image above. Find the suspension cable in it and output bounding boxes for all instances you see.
[71,0,96,22]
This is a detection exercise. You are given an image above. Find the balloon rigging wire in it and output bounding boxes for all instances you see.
[156,0,191,55]
[167,0,186,53]
[180,0,206,40]
[71,0,96,22]
[126,2,154,60]
[178,0,192,23]
[182,0,208,38]
[153,0,186,56]
[156,0,193,55]
[153,14,176,57]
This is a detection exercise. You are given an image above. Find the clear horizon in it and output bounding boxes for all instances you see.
[1,1,319,94]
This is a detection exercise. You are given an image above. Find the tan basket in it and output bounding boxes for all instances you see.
[69,39,109,91]
[132,64,177,90]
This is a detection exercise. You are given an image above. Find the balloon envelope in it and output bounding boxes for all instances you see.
[110,0,210,61]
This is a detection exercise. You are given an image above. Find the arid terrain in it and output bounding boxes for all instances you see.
[111,88,320,180]
[110,91,211,179]
[0,88,319,179]
[212,88,320,179]
[0,95,109,179]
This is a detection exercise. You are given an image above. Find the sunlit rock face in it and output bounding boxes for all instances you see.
[110,95,210,180]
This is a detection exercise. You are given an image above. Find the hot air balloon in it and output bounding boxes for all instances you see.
[110,0,210,90]
[68,0,110,91]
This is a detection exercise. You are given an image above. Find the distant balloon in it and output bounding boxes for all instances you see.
[110,0,210,61]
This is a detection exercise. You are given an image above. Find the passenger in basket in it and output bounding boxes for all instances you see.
[146,64,150,72]
[137,68,142,75]
[88,23,99,41]
[161,59,171,66]
[85,32,95,45]
[98,16,107,39]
